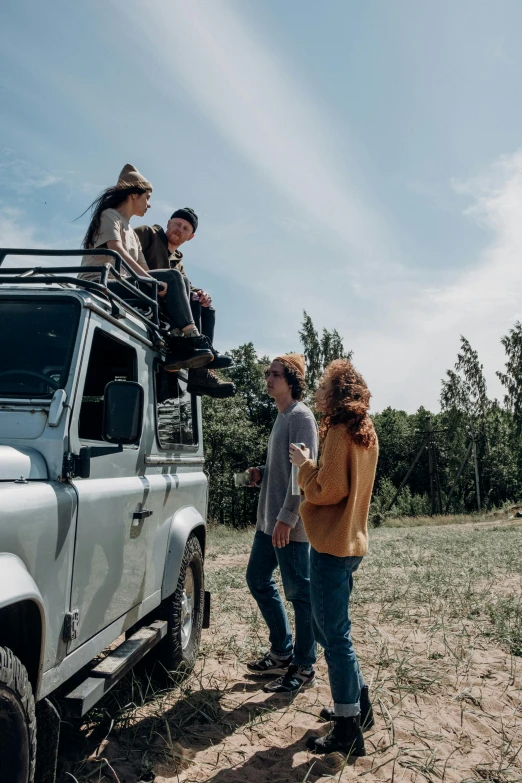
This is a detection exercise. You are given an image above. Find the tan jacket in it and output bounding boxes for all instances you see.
[298,424,378,557]
[134,224,188,277]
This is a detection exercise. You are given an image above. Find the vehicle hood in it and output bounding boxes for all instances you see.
[0,445,48,481]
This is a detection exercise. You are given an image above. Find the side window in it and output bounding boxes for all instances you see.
[155,364,198,448]
[79,329,137,441]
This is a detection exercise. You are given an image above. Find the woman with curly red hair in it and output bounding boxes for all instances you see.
[290,359,379,756]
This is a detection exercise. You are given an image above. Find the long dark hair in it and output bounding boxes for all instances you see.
[78,184,149,249]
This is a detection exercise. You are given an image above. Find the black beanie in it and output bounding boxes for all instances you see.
[170,207,198,233]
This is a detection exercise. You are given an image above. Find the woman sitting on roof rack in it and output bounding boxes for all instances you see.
[79,164,219,377]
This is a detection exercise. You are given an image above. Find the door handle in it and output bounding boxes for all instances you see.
[133,509,154,520]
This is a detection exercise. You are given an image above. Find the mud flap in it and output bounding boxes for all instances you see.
[35,697,60,783]
[203,590,211,629]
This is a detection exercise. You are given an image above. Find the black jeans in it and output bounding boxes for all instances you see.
[148,269,193,331]
[109,270,216,339]
[190,298,215,344]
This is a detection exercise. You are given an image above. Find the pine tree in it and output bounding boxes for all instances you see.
[498,321,522,434]
[299,312,322,390]
[299,311,352,392]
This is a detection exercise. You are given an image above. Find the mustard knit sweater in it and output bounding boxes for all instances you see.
[298,424,379,557]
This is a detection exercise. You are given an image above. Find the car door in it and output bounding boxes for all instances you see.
[67,325,155,649]
[139,363,207,599]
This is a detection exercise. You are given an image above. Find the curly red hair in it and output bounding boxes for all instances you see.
[318,359,377,449]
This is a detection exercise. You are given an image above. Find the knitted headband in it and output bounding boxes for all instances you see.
[274,353,306,379]
[170,207,198,233]
[117,163,152,191]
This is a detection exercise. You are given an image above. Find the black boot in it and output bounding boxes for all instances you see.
[187,368,236,398]
[209,347,233,370]
[164,334,213,372]
[319,685,374,731]
[307,715,366,756]
[193,333,233,370]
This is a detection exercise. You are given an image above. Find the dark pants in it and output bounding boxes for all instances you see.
[148,269,193,331]
[110,270,216,341]
[246,530,316,668]
[190,298,215,344]
[310,549,365,716]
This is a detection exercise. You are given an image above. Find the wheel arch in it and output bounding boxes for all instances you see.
[0,554,45,696]
[161,505,206,601]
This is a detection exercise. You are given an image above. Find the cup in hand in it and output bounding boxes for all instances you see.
[291,443,305,495]
[234,471,253,488]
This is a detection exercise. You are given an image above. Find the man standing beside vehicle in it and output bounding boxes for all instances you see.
[135,209,234,399]
[245,354,318,693]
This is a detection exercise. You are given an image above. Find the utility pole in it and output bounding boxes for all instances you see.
[472,435,481,512]
[386,416,445,515]
[445,440,473,513]
[432,436,443,514]
[445,431,481,514]
[427,416,435,515]
[386,432,430,513]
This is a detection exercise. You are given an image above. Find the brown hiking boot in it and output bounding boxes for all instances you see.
[187,368,236,398]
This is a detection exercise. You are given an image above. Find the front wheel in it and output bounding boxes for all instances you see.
[0,647,36,783]
[160,534,205,675]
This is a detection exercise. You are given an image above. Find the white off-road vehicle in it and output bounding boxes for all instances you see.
[0,248,210,783]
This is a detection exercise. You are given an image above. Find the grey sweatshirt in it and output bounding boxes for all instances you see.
[256,400,318,543]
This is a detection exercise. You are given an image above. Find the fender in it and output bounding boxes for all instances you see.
[161,505,206,601]
[0,553,46,693]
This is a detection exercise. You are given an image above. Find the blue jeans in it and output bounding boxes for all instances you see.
[246,531,316,668]
[310,549,365,717]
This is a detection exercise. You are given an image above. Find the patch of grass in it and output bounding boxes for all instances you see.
[384,512,482,528]
[58,516,522,782]
[486,596,522,657]
[204,523,253,558]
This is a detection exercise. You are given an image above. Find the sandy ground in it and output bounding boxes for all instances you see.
[60,524,522,783]
[150,557,522,783]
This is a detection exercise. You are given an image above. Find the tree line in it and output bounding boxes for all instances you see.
[202,314,522,526]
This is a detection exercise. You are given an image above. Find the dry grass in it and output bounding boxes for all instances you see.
[381,503,522,529]
[58,515,522,783]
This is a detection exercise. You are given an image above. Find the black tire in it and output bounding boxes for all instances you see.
[0,647,36,783]
[160,534,204,675]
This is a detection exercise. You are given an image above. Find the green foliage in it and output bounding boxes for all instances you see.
[486,595,522,656]
[203,317,522,526]
[202,315,352,527]
[439,335,522,512]
[299,310,352,393]
[202,343,275,527]
[498,320,522,433]
[299,312,322,390]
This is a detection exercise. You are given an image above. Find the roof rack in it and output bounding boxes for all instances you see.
[0,248,164,342]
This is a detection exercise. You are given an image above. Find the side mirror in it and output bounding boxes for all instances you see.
[102,381,144,445]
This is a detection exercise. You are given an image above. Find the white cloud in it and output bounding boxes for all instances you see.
[0,148,64,194]
[0,207,82,268]
[0,208,45,268]
[117,0,397,272]
[109,3,522,414]
[0,208,39,248]
[357,149,522,412]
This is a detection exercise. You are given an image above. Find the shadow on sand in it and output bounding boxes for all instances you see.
[55,670,353,783]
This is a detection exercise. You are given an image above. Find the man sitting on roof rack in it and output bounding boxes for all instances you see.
[135,208,234,398]
[79,166,234,398]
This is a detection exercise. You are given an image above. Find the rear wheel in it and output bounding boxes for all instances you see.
[160,534,204,674]
[0,647,36,783]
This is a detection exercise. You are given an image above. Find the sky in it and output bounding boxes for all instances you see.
[1,0,522,412]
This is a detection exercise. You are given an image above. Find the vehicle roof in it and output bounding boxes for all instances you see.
[0,282,155,347]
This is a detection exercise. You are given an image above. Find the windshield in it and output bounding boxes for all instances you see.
[0,298,80,397]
